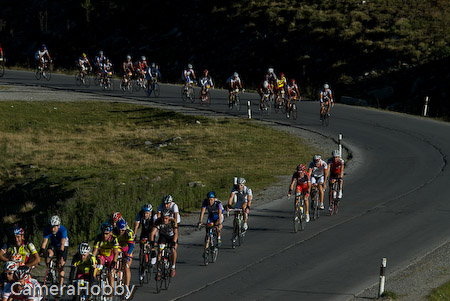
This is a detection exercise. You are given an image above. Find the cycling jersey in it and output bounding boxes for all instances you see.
[113,229,134,248]
[231,186,253,209]
[289,84,299,97]
[277,77,287,89]
[93,234,119,257]
[0,242,37,264]
[320,89,333,103]
[328,157,344,178]
[72,253,97,276]
[157,203,181,223]
[2,278,42,301]
[43,225,69,248]
[308,160,328,177]
[153,218,177,237]
[135,211,154,237]
[183,68,195,82]
[199,76,213,89]
[146,67,161,80]
[292,171,310,191]
[201,199,223,223]
[123,61,133,71]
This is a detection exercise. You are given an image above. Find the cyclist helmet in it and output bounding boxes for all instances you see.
[161,209,171,217]
[101,222,113,233]
[11,253,23,263]
[187,64,193,69]
[13,266,31,281]
[49,215,61,226]
[41,44,47,50]
[207,191,216,198]
[324,83,329,89]
[82,53,87,58]
[111,211,122,223]
[237,177,246,185]
[280,72,284,78]
[99,50,103,55]
[233,72,239,78]
[151,62,156,68]
[313,154,321,162]
[290,78,296,83]
[268,67,274,73]
[78,243,91,255]
[141,56,146,61]
[12,227,24,236]
[4,261,18,272]
[297,164,306,172]
[116,219,127,230]
[162,194,173,204]
[126,55,131,60]
[142,203,153,212]
[332,149,341,157]
[106,58,110,63]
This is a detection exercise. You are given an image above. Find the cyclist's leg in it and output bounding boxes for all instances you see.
[318,177,325,207]
[57,248,68,286]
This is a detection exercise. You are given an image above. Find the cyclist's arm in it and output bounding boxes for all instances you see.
[339,162,344,179]
[40,237,49,251]
[60,238,66,252]
[288,177,296,194]
[149,226,157,242]
[92,247,98,257]
[247,192,252,208]
[227,192,234,207]
[198,207,206,225]
[25,251,40,268]
[172,227,178,249]
[133,221,140,237]
[0,249,9,262]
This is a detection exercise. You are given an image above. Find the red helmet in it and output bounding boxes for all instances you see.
[279,72,284,77]
[111,212,122,223]
[290,78,296,83]
[297,164,306,172]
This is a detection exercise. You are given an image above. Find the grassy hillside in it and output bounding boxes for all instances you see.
[1,1,450,116]
[0,101,317,247]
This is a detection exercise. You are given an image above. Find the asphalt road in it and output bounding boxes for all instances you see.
[1,70,450,300]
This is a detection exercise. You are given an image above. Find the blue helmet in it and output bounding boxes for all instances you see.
[142,203,153,212]
[12,227,24,236]
[116,219,127,230]
[207,191,216,198]
[101,222,113,233]
[41,44,47,50]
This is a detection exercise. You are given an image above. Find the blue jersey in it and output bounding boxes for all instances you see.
[43,225,69,247]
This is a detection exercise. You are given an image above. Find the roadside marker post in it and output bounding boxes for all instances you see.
[378,257,387,298]
[247,100,252,119]
[423,96,429,117]
[338,133,343,156]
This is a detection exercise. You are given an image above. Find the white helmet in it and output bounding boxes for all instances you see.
[78,243,91,255]
[233,72,239,78]
[237,177,246,184]
[49,215,61,226]
[268,68,274,73]
[141,56,146,61]
[187,64,193,69]
[4,261,18,272]
[313,154,321,162]
[324,83,329,89]
[332,149,341,157]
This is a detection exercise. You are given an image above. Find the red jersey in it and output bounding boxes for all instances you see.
[328,158,344,177]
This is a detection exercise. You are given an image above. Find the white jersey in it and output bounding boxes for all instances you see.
[308,159,328,177]
[3,278,42,300]
[231,185,253,209]
[156,203,180,223]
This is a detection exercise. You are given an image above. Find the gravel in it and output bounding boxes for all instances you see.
[2,83,449,300]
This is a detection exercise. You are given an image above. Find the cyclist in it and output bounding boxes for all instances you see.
[150,209,178,278]
[40,215,69,290]
[288,164,311,222]
[133,203,156,279]
[286,78,301,117]
[2,266,42,301]
[112,220,134,296]
[307,155,329,210]
[92,223,120,288]
[68,243,98,288]
[77,53,91,77]
[199,69,214,100]
[122,55,134,87]
[0,228,40,268]
[156,195,181,224]
[227,177,252,231]
[146,62,161,83]
[258,74,273,110]
[266,67,278,88]
[102,58,113,84]
[183,64,196,89]
[276,72,288,96]
[328,149,345,202]
[226,72,243,106]
[94,50,106,76]
[197,191,223,246]
[320,83,333,120]
[34,44,51,72]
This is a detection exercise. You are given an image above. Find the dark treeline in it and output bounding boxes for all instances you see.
[1,0,450,117]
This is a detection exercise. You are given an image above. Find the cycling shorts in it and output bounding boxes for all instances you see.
[158,234,175,245]
[207,215,224,224]
[48,245,68,261]
[296,183,309,193]
[311,176,324,185]
[121,246,132,256]
[98,254,114,268]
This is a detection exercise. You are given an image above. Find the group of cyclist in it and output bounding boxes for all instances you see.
[0,194,183,300]
[288,150,344,222]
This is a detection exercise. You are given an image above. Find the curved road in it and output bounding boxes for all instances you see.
[1,70,450,300]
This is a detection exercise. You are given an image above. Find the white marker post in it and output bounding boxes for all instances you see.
[247,100,252,119]
[338,133,343,156]
[423,96,429,117]
[378,257,387,298]
[233,176,238,204]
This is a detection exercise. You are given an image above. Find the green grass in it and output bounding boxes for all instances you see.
[0,101,318,247]
[428,281,450,300]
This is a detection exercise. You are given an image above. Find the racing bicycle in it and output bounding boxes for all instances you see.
[228,208,245,249]
[146,77,160,98]
[329,178,342,216]
[181,82,195,102]
[310,184,320,221]
[291,194,306,233]
[35,60,52,81]
[138,238,154,286]
[320,102,330,126]
[155,242,173,293]
[229,88,241,111]
[75,69,91,87]
[199,86,211,106]
[200,223,219,265]
[120,71,133,93]
[260,92,271,115]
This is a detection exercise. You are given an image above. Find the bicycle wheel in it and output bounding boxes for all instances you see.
[212,245,218,263]
[292,103,297,120]
[188,87,195,103]
[94,74,101,86]
[155,262,162,293]
[203,248,209,266]
[235,95,241,111]
[163,261,171,290]
[134,79,141,92]
[181,86,188,102]
[35,69,42,80]
[153,83,160,97]
[44,68,51,81]
[293,208,299,233]
[138,255,145,286]
[274,97,281,113]
[231,220,238,249]
[0,63,4,77]
[84,74,91,87]
[75,74,82,86]
[324,113,330,126]
[281,99,287,114]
